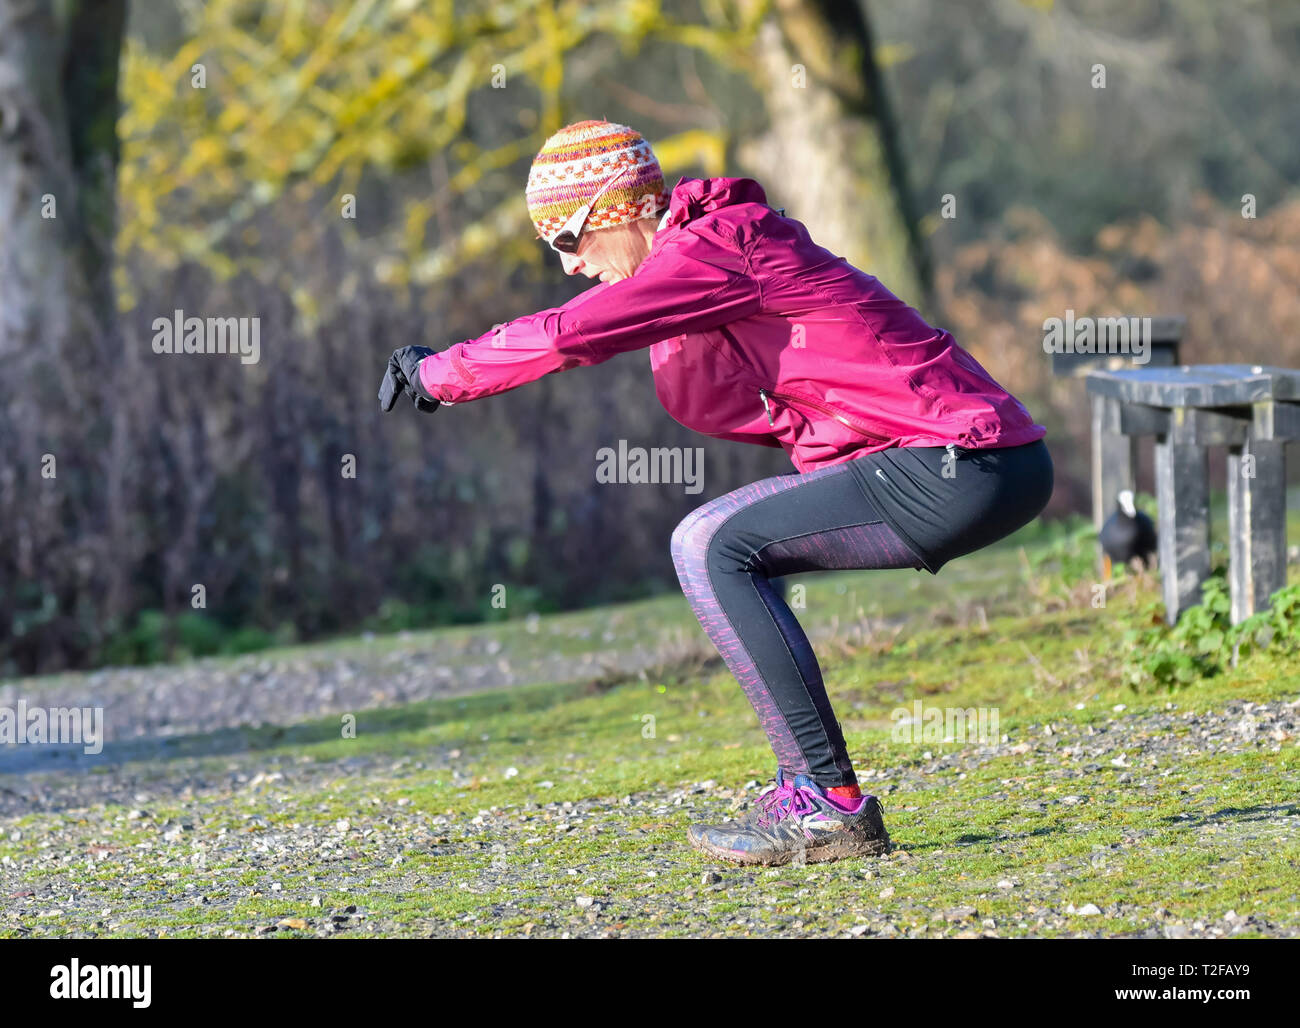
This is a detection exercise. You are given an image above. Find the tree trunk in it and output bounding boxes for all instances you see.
[737,0,932,310]
[0,0,127,670]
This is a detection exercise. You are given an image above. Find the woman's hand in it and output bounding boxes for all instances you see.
[379,346,441,413]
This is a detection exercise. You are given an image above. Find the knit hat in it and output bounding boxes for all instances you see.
[525,120,667,243]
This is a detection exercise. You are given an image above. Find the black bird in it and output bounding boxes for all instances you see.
[1099,489,1157,577]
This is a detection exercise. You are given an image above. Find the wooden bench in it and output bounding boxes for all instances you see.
[1084,364,1300,624]
[1050,315,1185,379]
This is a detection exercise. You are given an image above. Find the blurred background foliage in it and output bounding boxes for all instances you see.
[1,0,1297,673]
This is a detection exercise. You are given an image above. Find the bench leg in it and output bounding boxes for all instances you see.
[1154,418,1210,625]
[1091,395,1138,576]
[1227,437,1286,624]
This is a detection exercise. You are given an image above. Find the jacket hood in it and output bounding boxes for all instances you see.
[661,176,769,230]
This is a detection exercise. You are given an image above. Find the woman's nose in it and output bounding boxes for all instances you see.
[559,252,584,276]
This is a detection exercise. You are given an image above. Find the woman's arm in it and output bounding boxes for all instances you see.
[418,227,760,404]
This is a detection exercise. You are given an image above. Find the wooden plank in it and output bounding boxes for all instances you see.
[1145,315,1189,342]
[1114,402,1169,437]
[1086,364,1300,407]
[1097,397,1240,443]
[1052,340,1181,377]
[1227,437,1287,624]
[1154,408,1211,624]
[1050,315,1186,378]
[1251,399,1300,441]
[1091,395,1137,542]
[1183,407,1249,447]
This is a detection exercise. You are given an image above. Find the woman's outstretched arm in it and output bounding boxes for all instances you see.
[417,226,760,405]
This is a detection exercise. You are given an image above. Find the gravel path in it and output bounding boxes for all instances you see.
[2,692,1296,938]
[0,634,651,758]
[0,609,863,775]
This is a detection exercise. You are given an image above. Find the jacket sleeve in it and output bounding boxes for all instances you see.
[418,225,761,404]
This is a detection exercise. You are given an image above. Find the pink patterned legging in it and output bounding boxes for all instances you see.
[670,458,923,788]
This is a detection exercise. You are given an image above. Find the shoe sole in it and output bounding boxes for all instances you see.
[687,827,893,867]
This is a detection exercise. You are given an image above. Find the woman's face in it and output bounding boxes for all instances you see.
[557,218,655,284]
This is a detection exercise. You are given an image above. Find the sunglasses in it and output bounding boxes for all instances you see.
[547,161,638,254]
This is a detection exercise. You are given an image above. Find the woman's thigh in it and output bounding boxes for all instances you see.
[673,460,925,581]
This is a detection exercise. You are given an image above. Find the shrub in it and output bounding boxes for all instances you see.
[1121,572,1300,688]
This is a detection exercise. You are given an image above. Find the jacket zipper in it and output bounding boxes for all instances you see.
[760,387,877,438]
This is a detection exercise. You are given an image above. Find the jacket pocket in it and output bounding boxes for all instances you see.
[762,386,879,439]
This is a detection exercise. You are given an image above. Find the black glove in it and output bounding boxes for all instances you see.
[379,345,440,413]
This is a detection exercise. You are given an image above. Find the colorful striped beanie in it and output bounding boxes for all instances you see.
[525,120,668,243]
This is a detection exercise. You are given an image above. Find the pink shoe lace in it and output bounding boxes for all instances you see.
[754,779,819,837]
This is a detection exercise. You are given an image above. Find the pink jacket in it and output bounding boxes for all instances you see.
[419,176,1045,472]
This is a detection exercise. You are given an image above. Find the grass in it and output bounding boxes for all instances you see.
[2,511,1299,938]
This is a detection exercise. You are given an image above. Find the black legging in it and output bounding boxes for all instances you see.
[670,440,1053,787]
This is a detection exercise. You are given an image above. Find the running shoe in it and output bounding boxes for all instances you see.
[687,770,892,865]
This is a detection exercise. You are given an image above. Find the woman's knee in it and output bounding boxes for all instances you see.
[670,503,724,567]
